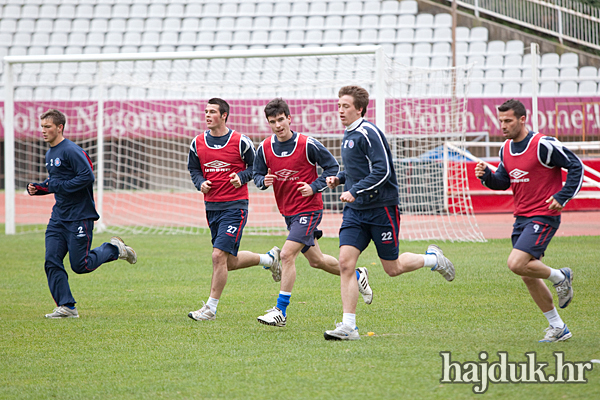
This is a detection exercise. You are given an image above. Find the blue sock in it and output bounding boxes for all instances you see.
[64,304,75,310]
[276,292,291,317]
[355,270,359,280]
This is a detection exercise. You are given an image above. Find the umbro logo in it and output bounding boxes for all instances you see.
[274,169,300,180]
[509,168,530,183]
[204,160,231,172]
[204,160,230,169]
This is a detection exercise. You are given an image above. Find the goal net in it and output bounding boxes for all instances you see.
[3,46,484,241]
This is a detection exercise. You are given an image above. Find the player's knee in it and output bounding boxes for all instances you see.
[212,249,227,266]
[507,259,525,275]
[70,262,91,274]
[279,248,296,265]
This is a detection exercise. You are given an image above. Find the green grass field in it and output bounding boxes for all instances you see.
[1,231,599,399]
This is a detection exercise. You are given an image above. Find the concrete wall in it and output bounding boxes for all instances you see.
[416,0,600,68]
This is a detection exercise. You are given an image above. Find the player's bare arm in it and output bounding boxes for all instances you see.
[326,176,340,189]
[340,191,355,203]
[546,196,564,211]
[201,180,212,193]
[296,181,314,197]
[229,172,242,188]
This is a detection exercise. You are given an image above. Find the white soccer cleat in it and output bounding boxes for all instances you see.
[554,267,573,309]
[257,307,286,327]
[267,246,282,282]
[45,305,79,319]
[427,244,455,282]
[188,303,216,321]
[324,322,360,341]
[539,325,572,343]
[110,236,137,264]
[356,267,373,304]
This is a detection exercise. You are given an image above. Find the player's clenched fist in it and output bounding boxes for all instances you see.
[326,176,340,189]
[340,191,355,203]
[296,181,313,197]
[229,172,242,188]
[474,162,487,178]
[263,168,276,187]
[200,180,212,193]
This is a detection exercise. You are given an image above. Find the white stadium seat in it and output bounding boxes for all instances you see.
[539,81,558,96]
[578,81,597,95]
[434,13,452,28]
[560,52,579,68]
[502,82,521,97]
[399,0,418,15]
[558,81,578,96]
[579,66,598,78]
[469,27,489,42]
[541,53,560,68]
[505,40,524,55]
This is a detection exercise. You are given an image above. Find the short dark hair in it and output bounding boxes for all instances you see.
[40,109,66,129]
[264,98,290,119]
[207,98,230,122]
[498,99,527,119]
[338,85,369,117]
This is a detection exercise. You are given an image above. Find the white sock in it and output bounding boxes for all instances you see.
[259,253,273,267]
[422,254,437,268]
[342,313,356,329]
[207,297,219,314]
[543,307,565,329]
[547,268,565,285]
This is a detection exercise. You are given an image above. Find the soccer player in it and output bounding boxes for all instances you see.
[475,99,583,342]
[187,98,282,322]
[253,98,372,327]
[28,109,137,319]
[324,86,455,340]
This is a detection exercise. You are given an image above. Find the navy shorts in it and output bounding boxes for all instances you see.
[512,216,560,259]
[284,210,323,253]
[206,209,248,256]
[339,205,400,260]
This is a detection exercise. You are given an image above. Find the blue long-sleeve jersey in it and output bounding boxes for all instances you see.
[30,138,99,222]
[187,128,255,211]
[337,118,399,210]
[479,132,584,207]
[253,131,340,194]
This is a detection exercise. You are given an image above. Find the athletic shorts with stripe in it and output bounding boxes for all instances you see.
[339,205,401,261]
[206,209,249,257]
[511,215,560,259]
[284,210,323,254]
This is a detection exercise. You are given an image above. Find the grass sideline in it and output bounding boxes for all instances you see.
[0,230,599,399]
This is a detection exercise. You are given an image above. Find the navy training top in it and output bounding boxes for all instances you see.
[31,138,99,222]
[337,118,399,210]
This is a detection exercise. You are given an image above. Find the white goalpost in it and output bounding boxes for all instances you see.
[3,46,485,241]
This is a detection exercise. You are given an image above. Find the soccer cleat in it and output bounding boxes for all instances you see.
[356,267,373,304]
[427,244,455,282]
[257,307,286,327]
[324,322,360,341]
[45,305,79,319]
[188,303,216,321]
[539,325,572,343]
[554,268,574,309]
[267,246,282,282]
[110,236,137,264]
